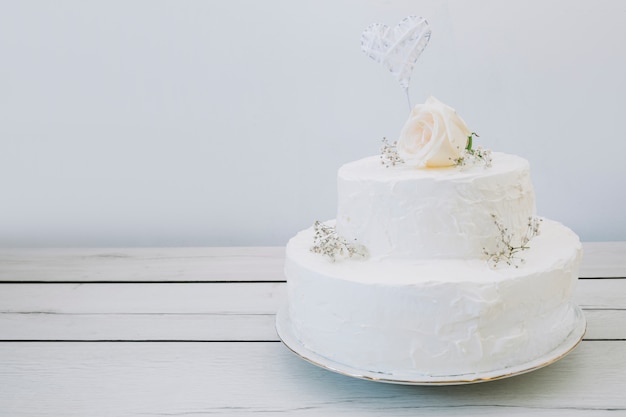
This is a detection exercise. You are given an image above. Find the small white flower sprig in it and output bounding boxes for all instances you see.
[310,221,369,262]
[380,137,404,168]
[483,214,543,268]
[452,132,493,169]
[380,133,493,169]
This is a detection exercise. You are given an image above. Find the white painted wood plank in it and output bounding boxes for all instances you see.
[0,279,622,315]
[0,247,286,282]
[584,309,626,340]
[573,279,626,309]
[0,242,624,283]
[0,309,622,341]
[0,282,286,314]
[0,341,623,416]
[0,313,277,341]
[580,242,626,278]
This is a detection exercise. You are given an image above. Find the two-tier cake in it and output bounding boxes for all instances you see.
[278,96,584,383]
[278,17,584,383]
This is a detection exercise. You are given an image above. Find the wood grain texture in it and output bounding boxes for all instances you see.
[0,282,285,314]
[0,341,624,416]
[0,247,286,282]
[0,309,623,342]
[0,242,624,282]
[579,242,626,278]
[0,313,278,341]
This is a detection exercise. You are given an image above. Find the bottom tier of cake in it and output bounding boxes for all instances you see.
[284,219,583,377]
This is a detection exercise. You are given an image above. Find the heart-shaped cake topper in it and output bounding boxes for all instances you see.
[361,16,431,106]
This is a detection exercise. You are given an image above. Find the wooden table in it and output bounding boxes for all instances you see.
[1,244,625,416]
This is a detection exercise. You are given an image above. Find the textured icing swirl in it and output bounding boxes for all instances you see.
[335,152,535,260]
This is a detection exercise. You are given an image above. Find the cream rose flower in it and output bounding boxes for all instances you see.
[397,96,471,167]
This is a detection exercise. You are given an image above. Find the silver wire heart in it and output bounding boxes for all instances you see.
[361,16,431,91]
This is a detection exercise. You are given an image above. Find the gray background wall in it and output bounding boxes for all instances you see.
[1,0,625,247]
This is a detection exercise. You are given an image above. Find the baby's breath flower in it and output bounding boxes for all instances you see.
[380,137,404,168]
[452,132,492,169]
[310,221,369,262]
[483,214,542,268]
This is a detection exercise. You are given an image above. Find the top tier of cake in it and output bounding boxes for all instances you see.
[335,152,535,260]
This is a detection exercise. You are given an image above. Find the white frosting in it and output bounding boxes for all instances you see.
[285,219,582,376]
[335,152,535,260]
[284,149,582,377]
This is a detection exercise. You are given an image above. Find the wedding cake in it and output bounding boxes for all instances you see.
[278,17,584,383]
[280,97,583,382]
